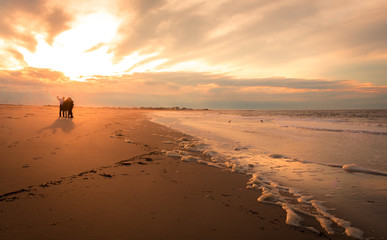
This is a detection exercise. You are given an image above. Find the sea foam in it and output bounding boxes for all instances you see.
[162,134,366,239]
[150,110,387,238]
[342,164,387,176]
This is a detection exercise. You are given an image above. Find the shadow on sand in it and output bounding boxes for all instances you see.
[38,118,75,134]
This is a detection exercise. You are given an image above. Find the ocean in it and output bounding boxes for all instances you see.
[150,109,387,239]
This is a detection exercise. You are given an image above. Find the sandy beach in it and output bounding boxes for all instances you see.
[0,105,353,240]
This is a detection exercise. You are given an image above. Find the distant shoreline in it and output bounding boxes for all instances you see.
[0,103,385,111]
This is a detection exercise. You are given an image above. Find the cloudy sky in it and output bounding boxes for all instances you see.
[0,0,386,109]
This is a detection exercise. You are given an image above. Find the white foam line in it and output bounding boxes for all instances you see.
[292,159,387,177]
[342,164,387,176]
[247,172,364,239]
[282,203,303,227]
[165,151,182,158]
[311,200,363,239]
[316,217,335,235]
[157,124,366,239]
[181,155,201,162]
[280,125,387,136]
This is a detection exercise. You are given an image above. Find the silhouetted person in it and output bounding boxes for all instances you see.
[57,96,65,117]
[63,98,69,118]
[67,97,74,118]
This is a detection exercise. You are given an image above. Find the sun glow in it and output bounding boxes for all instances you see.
[18,13,157,80]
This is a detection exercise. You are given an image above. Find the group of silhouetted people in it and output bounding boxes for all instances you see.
[57,96,74,118]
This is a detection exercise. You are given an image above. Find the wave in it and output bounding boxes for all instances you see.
[278,125,387,135]
[342,164,387,176]
[281,156,387,177]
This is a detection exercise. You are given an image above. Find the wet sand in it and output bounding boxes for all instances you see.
[0,105,351,239]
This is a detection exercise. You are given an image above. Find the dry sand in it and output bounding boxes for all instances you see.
[0,105,352,240]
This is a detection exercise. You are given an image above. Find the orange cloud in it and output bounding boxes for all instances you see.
[0,0,72,50]
[1,1,387,109]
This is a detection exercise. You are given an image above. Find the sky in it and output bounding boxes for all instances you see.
[0,0,386,109]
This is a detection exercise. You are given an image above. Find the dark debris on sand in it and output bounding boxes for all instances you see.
[0,188,30,202]
[1,151,162,204]
[99,173,113,178]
